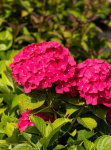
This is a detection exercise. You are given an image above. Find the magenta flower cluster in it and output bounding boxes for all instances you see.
[77,59,111,107]
[18,110,55,132]
[10,41,76,96]
[10,41,111,120]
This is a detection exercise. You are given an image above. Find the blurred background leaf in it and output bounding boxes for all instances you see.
[0,0,111,64]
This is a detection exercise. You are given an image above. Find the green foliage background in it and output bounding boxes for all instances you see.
[0,0,111,150]
[0,0,111,63]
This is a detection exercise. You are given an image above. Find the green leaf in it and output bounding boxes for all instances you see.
[69,129,77,137]
[0,133,5,140]
[48,131,59,146]
[0,17,5,26]
[11,94,24,109]
[0,30,13,51]
[0,79,11,94]
[75,1,84,7]
[23,132,39,146]
[76,146,85,150]
[4,122,15,137]
[53,144,66,150]
[0,123,5,134]
[52,118,70,130]
[29,106,52,115]
[67,145,85,150]
[106,41,111,49]
[2,67,15,91]
[30,116,46,137]
[81,41,88,52]
[95,135,111,150]
[0,98,3,103]
[2,4,12,18]
[39,138,50,150]
[1,114,12,126]
[99,120,111,135]
[68,9,85,21]
[77,117,97,131]
[24,126,39,134]
[0,61,5,74]
[62,95,85,106]
[15,35,35,43]
[20,94,45,110]
[48,118,70,139]
[1,113,18,126]
[50,37,62,44]
[12,144,35,150]
[0,107,7,115]
[67,145,77,150]
[67,130,95,145]
[46,122,53,137]
[90,105,107,122]
[77,130,95,141]
[65,103,79,117]
[36,141,42,150]
[83,136,95,150]
[63,31,71,38]
[6,129,19,144]
[21,27,30,35]
[0,94,16,105]
[0,140,9,149]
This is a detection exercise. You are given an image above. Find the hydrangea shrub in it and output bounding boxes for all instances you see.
[2,41,111,150]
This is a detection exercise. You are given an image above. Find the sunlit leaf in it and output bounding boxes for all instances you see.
[0,30,13,51]
[4,122,15,137]
[95,135,111,150]
[12,144,35,150]
[20,94,45,110]
[83,136,95,150]
[77,117,97,131]
[65,103,79,117]
[30,116,46,137]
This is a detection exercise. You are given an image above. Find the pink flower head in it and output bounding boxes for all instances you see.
[10,41,77,95]
[18,110,55,132]
[76,59,111,106]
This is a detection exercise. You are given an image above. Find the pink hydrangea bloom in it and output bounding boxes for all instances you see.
[76,59,111,106]
[10,41,77,95]
[18,110,55,132]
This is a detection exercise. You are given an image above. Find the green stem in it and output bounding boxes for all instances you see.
[68,106,85,132]
[55,105,85,144]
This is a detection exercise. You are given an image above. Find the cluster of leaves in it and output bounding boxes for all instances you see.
[0,0,111,150]
[1,82,111,150]
[0,0,111,63]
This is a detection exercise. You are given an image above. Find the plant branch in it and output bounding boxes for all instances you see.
[67,105,85,132]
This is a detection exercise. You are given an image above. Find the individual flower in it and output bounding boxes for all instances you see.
[18,110,55,132]
[10,41,77,95]
[76,59,111,106]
